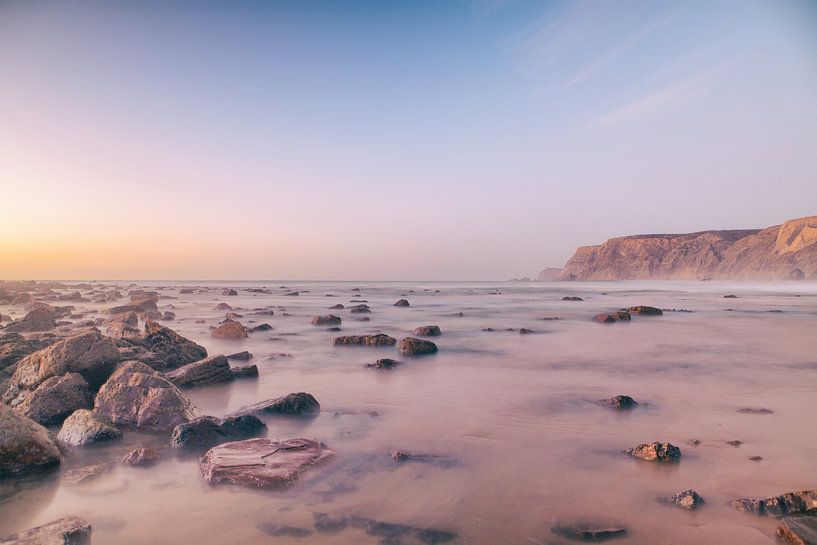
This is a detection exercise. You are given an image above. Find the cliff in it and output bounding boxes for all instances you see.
[554,216,817,281]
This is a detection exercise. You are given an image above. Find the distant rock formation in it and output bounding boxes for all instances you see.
[536,268,562,281]
[553,216,817,281]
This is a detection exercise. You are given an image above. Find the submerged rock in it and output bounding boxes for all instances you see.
[123,447,160,466]
[551,523,627,542]
[659,489,705,510]
[226,351,253,361]
[312,315,341,326]
[600,395,638,409]
[562,296,584,301]
[366,358,401,370]
[170,415,266,451]
[0,404,61,476]
[57,409,121,447]
[393,299,410,307]
[627,306,663,315]
[231,392,320,418]
[134,320,208,371]
[413,325,441,336]
[729,490,817,517]
[200,438,334,489]
[15,373,92,425]
[0,516,92,545]
[166,355,233,388]
[210,320,248,340]
[231,364,258,379]
[349,304,371,314]
[625,442,681,462]
[390,450,458,468]
[257,523,311,538]
[94,361,198,432]
[737,407,774,414]
[593,311,631,323]
[397,337,437,356]
[333,334,396,347]
[62,463,111,485]
[777,517,817,545]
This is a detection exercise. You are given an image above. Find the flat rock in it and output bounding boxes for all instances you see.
[659,489,705,510]
[0,516,91,545]
[777,517,817,545]
[94,361,198,432]
[14,373,92,425]
[231,392,320,418]
[729,490,817,517]
[57,409,121,447]
[593,311,631,323]
[257,523,311,538]
[349,305,371,314]
[312,315,341,326]
[413,325,441,336]
[226,351,253,361]
[231,364,258,379]
[625,442,681,462]
[333,334,396,347]
[200,437,334,489]
[170,415,266,451]
[627,306,663,315]
[166,355,233,388]
[397,337,438,356]
[0,404,61,476]
[551,523,627,542]
[123,447,160,466]
[62,463,110,485]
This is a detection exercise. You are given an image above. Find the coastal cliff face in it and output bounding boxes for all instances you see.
[555,216,817,281]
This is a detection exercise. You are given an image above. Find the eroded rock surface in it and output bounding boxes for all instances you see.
[57,409,121,447]
[397,337,437,356]
[333,334,396,347]
[166,355,233,388]
[14,373,92,425]
[231,392,320,418]
[625,442,681,462]
[0,404,61,476]
[777,517,817,545]
[729,490,817,517]
[0,516,91,545]
[170,415,266,451]
[660,490,705,510]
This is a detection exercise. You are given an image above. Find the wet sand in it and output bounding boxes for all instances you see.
[1,281,816,544]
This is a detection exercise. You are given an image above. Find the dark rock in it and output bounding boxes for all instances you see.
[349,304,371,314]
[231,392,320,418]
[57,409,121,446]
[724,294,739,298]
[170,415,266,451]
[394,299,410,307]
[659,489,705,510]
[737,407,774,414]
[397,337,437,356]
[0,516,91,545]
[62,462,111,484]
[329,304,344,309]
[593,311,631,323]
[311,514,455,544]
[390,450,457,468]
[312,315,341,326]
[519,328,534,335]
[227,351,253,361]
[326,326,341,332]
[231,364,258,379]
[562,296,584,301]
[211,320,248,339]
[166,355,233,388]
[215,303,233,310]
[137,320,208,371]
[94,361,198,432]
[284,291,299,297]
[551,523,627,542]
[257,523,311,538]
[2,307,57,333]
[727,440,743,447]
[729,490,817,517]
[162,311,175,321]
[600,395,638,409]
[413,325,441,336]
[200,437,334,488]
[366,358,401,370]
[313,513,349,533]
[627,306,663,315]
[334,334,396,347]
[123,447,160,466]
[625,442,681,462]
[251,323,273,332]
[777,516,817,545]
[14,373,92,425]
[224,289,238,296]
[0,404,61,476]
[749,456,763,462]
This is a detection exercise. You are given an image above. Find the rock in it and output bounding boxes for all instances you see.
[251,323,273,332]
[0,333,51,374]
[257,523,311,538]
[593,311,631,323]
[104,312,141,339]
[519,328,534,335]
[14,373,92,425]
[215,303,233,311]
[390,450,457,468]
[0,516,92,545]
[366,358,401,370]
[94,361,198,432]
[397,337,437,356]
[600,395,638,409]
[724,294,739,298]
[4,331,120,406]
[106,297,158,316]
[562,296,583,301]
[134,320,208,371]
[223,289,238,296]
[226,351,253,361]
[345,516,456,545]
[62,463,110,484]
[737,407,774,414]
[123,447,160,466]
[10,293,33,306]
[231,392,320,418]
[311,315,341,326]
[627,306,663,315]
[333,334,396,347]
[329,304,344,309]
[551,523,627,542]
[729,490,817,517]
[625,442,681,462]
[0,404,61,476]
[166,355,233,388]
[57,409,121,446]
[170,415,266,451]
[231,365,258,379]
[659,490,705,510]
[777,517,817,545]
[394,299,410,307]
[200,438,334,489]
[349,305,371,314]
[413,325,441,336]
[749,456,763,462]
[727,440,743,447]
[224,312,243,319]
[162,311,175,321]
[211,321,248,340]
[2,307,57,333]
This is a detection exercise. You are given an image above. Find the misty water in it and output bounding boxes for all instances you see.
[1,281,816,545]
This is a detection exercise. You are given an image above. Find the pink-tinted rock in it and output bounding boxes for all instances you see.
[0,516,91,545]
[333,334,395,347]
[0,404,61,476]
[397,337,438,356]
[166,355,233,388]
[14,373,91,426]
[211,321,248,340]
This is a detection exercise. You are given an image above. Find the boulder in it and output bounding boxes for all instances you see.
[166,355,233,388]
[211,321,248,340]
[94,361,198,432]
[0,516,91,545]
[349,305,371,314]
[2,307,57,333]
[333,334,396,347]
[397,337,438,356]
[366,358,401,370]
[226,351,252,361]
[0,333,54,374]
[170,415,266,451]
[311,315,341,326]
[551,523,627,542]
[57,409,121,447]
[777,517,817,545]
[138,320,208,371]
[627,306,663,315]
[660,490,705,510]
[394,299,410,307]
[200,438,334,489]
[413,325,441,336]
[729,490,817,517]
[223,289,238,296]
[593,311,631,323]
[625,442,681,462]
[123,447,160,466]
[3,331,120,406]
[14,373,92,426]
[0,404,61,476]
[231,364,258,379]
[231,392,320,418]
[600,395,638,409]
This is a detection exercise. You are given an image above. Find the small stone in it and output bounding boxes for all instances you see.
[257,523,311,538]
[749,456,763,462]
[551,523,627,542]
[562,296,583,301]
[333,334,396,347]
[211,321,248,339]
[660,489,705,510]
[727,440,743,447]
[394,299,410,307]
[600,395,638,409]
[231,364,259,379]
[231,392,320,418]
[123,447,160,466]
[227,351,253,361]
[737,407,774,414]
[593,311,631,323]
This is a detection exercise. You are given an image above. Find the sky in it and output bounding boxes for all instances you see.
[1,0,816,281]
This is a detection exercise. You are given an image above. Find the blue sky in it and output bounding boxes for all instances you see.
[1,0,816,279]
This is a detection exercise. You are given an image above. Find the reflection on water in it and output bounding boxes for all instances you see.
[1,281,816,544]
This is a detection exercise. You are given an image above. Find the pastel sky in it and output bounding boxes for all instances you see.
[1,0,816,280]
